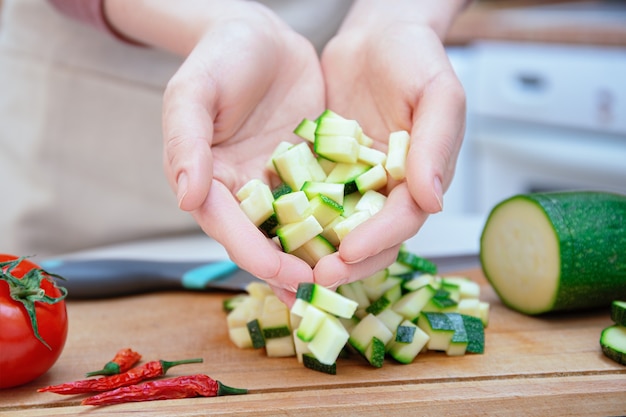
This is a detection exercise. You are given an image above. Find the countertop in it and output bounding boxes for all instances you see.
[446,0,626,46]
[1,269,624,416]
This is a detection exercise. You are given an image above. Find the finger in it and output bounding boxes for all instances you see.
[191,180,314,291]
[406,68,466,214]
[162,64,217,212]
[334,183,429,265]
[314,244,401,289]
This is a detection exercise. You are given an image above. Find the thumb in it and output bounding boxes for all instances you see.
[162,67,217,212]
[406,72,466,214]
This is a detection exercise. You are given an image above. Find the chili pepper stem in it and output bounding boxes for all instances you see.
[85,362,121,377]
[217,381,248,396]
[160,358,204,374]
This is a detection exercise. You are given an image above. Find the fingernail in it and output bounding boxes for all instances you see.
[344,257,366,265]
[433,176,444,212]
[177,173,188,209]
[328,277,349,289]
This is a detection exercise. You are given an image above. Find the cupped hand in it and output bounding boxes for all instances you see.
[161,5,325,303]
[315,8,467,288]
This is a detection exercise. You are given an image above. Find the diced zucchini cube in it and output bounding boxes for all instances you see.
[301,181,345,205]
[446,313,469,356]
[265,335,296,357]
[273,142,317,190]
[276,215,323,253]
[342,192,362,216]
[320,215,344,247]
[355,164,388,194]
[457,298,480,318]
[239,182,275,227]
[227,296,263,328]
[314,135,359,163]
[273,190,310,225]
[293,329,311,363]
[402,274,440,292]
[307,194,343,227]
[290,298,310,317]
[236,178,264,202]
[358,131,375,147]
[315,117,361,138]
[325,162,370,186]
[296,304,328,342]
[271,183,293,200]
[265,141,294,175]
[363,274,402,302]
[392,284,437,322]
[358,145,387,166]
[461,314,485,354]
[307,315,349,365]
[302,353,336,375]
[354,189,387,216]
[422,289,458,313]
[366,283,402,315]
[290,235,336,267]
[479,302,490,327]
[445,277,481,300]
[245,281,274,300]
[418,312,455,352]
[333,211,371,242]
[385,130,410,180]
[388,321,430,364]
[260,295,291,339]
[396,250,438,275]
[294,118,317,142]
[228,326,253,349]
[364,337,386,368]
[246,319,266,349]
[296,283,358,319]
[317,156,337,175]
[376,308,404,334]
[395,323,417,343]
[349,314,394,354]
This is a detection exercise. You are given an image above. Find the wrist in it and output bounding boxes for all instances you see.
[338,0,470,40]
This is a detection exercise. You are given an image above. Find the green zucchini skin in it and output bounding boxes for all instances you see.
[481,191,626,314]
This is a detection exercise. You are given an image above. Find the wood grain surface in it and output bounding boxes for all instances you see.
[1,269,624,416]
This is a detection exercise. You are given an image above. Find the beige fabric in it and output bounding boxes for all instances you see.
[0,0,351,256]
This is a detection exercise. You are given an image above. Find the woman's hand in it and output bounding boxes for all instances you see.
[104,0,325,303]
[315,0,468,288]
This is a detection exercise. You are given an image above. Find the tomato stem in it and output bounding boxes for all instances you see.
[0,256,68,350]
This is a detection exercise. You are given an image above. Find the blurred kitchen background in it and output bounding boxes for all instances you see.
[443,0,626,217]
[405,0,626,266]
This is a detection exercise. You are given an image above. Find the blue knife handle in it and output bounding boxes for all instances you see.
[40,258,238,298]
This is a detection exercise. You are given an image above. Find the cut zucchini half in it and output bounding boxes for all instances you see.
[480,191,626,315]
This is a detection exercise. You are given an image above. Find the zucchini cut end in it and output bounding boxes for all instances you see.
[480,196,561,315]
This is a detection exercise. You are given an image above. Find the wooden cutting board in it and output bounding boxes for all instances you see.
[1,269,624,416]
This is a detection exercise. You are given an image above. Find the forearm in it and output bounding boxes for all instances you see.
[338,0,471,39]
[102,0,286,56]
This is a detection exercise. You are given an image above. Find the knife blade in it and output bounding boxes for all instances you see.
[39,258,261,299]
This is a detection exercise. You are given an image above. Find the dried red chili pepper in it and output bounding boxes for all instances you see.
[38,357,203,395]
[85,348,142,377]
[81,374,247,406]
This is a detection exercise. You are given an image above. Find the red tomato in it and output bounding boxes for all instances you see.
[0,255,68,389]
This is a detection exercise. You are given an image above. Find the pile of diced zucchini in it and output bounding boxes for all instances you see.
[224,249,489,374]
[236,109,410,266]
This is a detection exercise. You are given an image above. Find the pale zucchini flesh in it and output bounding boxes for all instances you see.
[481,191,626,315]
